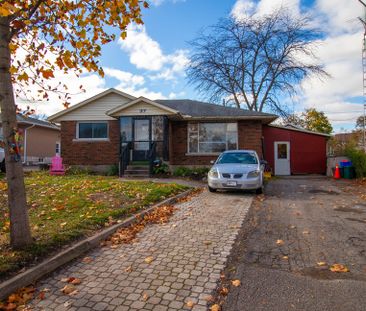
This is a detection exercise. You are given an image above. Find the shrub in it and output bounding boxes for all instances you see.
[345,145,366,178]
[173,166,192,177]
[66,166,92,175]
[153,163,170,175]
[173,166,209,180]
[106,164,119,176]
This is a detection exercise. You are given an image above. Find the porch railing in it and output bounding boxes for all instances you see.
[148,141,157,176]
[120,142,131,177]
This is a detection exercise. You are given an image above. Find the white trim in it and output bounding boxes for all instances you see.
[274,141,291,175]
[48,88,136,122]
[75,121,109,140]
[268,124,331,137]
[107,96,180,116]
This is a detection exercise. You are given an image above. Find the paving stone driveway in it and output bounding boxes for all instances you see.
[28,190,252,311]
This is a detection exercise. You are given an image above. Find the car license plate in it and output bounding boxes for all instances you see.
[226,181,237,186]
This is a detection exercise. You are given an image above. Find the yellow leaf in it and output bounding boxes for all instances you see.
[330,264,349,273]
[142,293,149,301]
[211,304,220,311]
[317,261,327,266]
[144,256,154,264]
[60,222,67,228]
[61,285,76,295]
[276,239,284,246]
[231,279,241,287]
[186,300,195,308]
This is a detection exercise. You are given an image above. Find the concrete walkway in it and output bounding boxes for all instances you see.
[28,190,252,311]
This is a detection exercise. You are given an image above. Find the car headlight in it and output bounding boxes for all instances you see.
[247,170,260,178]
[208,168,219,178]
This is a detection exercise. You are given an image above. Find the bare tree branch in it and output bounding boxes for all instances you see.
[186,9,328,115]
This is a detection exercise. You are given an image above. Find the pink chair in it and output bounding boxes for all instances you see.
[50,155,65,175]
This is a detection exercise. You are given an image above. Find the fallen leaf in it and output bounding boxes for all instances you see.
[61,285,76,295]
[330,264,349,273]
[276,239,284,246]
[144,256,154,264]
[317,261,327,266]
[64,301,72,307]
[211,304,221,311]
[142,293,149,301]
[60,222,67,228]
[302,231,310,235]
[124,265,133,273]
[282,256,289,260]
[204,241,212,245]
[82,257,93,263]
[70,278,82,285]
[204,295,215,302]
[186,301,195,308]
[219,287,229,296]
[231,279,241,287]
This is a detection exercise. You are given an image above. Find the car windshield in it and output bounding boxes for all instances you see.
[216,152,258,165]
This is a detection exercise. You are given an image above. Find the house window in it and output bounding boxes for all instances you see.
[77,122,108,139]
[188,123,238,154]
[55,142,60,155]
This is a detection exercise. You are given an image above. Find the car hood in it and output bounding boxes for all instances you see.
[212,163,259,174]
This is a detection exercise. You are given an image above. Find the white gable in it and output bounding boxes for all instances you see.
[51,92,132,122]
[111,100,176,117]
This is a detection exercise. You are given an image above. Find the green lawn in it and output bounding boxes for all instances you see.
[0,172,188,280]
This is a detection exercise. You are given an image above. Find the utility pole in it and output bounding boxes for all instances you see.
[359,0,366,150]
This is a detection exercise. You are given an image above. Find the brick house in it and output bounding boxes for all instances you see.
[48,88,328,176]
[48,88,277,175]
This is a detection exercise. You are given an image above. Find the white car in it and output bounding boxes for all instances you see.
[208,150,265,194]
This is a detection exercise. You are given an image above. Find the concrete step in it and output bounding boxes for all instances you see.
[127,165,149,170]
[124,169,149,177]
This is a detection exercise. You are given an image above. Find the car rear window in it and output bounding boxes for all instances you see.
[216,152,258,164]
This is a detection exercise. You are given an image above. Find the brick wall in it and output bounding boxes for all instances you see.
[169,120,263,166]
[61,121,120,165]
[237,120,263,158]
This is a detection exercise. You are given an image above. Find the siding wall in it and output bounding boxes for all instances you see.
[26,126,60,158]
[113,101,175,116]
[55,93,131,121]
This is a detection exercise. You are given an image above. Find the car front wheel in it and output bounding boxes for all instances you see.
[255,185,263,194]
[208,186,217,193]
[0,160,5,173]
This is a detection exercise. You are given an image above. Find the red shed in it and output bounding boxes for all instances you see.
[263,125,330,175]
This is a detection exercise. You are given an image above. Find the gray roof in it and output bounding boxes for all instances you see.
[0,114,60,130]
[155,99,277,121]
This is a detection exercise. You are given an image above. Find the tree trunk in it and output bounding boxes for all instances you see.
[0,18,32,249]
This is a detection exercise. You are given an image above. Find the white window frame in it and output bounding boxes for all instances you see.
[187,122,238,155]
[75,121,109,141]
[55,141,61,155]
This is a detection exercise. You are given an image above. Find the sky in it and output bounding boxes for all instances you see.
[17,0,366,133]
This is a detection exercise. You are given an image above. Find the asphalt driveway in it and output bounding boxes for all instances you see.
[220,177,366,311]
[26,189,252,311]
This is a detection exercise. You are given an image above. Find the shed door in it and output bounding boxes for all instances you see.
[274,142,290,175]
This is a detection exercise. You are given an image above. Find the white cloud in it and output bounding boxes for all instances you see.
[118,25,189,80]
[231,0,300,20]
[231,0,365,131]
[149,0,186,6]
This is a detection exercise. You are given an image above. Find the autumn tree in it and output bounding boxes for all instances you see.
[186,10,327,116]
[0,0,148,249]
[282,108,333,134]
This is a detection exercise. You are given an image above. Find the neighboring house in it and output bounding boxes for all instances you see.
[48,88,329,176]
[0,114,61,165]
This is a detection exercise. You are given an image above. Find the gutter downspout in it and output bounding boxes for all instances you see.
[23,124,36,165]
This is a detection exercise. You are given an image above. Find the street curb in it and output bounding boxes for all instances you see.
[0,187,199,300]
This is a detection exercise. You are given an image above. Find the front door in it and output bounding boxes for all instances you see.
[133,118,151,161]
[274,142,290,175]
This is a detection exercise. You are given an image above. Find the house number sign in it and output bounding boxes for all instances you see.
[139,109,147,113]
